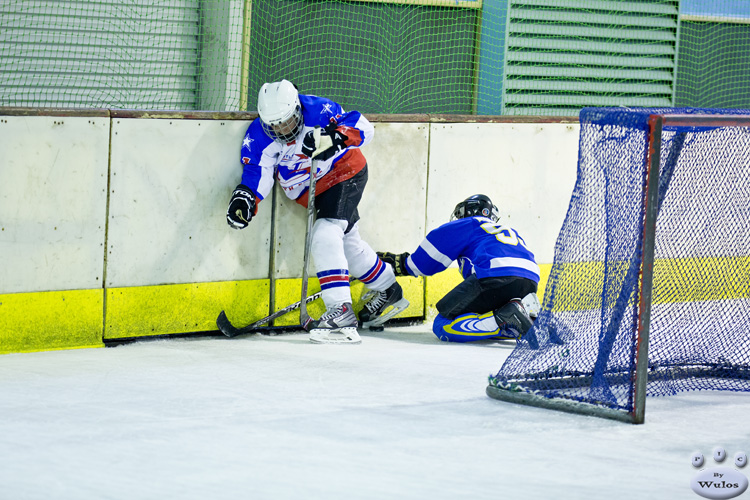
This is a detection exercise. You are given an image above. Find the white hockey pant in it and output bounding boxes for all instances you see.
[311,219,396,309]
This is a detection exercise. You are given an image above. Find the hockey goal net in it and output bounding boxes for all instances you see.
[487,107,750,423]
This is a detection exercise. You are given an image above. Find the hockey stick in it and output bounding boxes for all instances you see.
[216,290,324,338]
[299,160,319,329]
[300,127,330,328]
[216,275,358,338]
[218,128,329,338]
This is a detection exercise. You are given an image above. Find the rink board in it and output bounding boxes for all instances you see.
[426,122,580,264]
[0,114,109,354]
[1,111,577,354]
[104,280,270,339]
[0,289,104,354]
[0,115,109,294]
[107,117,268,287]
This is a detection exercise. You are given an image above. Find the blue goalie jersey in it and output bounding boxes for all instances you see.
[404,216,540,283]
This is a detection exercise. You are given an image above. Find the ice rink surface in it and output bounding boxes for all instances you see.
[1,324,749,500]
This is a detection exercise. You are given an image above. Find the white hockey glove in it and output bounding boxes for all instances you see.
[302,122,348,161]
[226,184,257,230]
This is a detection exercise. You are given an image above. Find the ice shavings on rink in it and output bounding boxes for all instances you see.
[1,324,749,500]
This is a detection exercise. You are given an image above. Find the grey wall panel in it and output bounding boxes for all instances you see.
[0,115,109,294]
[427,122,580,264]
[107,118,269,287]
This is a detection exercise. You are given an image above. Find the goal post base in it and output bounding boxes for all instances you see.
[486,385,639,424]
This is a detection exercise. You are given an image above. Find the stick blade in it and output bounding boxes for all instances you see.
[216,310,255,338]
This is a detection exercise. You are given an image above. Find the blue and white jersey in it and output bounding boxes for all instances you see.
[404,216,540,283]
[239,94,374,206]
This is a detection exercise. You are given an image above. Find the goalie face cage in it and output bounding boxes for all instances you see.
[487,107,750,424]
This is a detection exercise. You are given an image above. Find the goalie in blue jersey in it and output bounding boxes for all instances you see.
[378,194,541,342]
[225,80,408,344]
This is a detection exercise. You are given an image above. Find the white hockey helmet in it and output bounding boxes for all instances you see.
[257,79,304,143]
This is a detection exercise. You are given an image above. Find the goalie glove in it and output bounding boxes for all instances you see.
[226,184,257,230]
[377,251,411,277]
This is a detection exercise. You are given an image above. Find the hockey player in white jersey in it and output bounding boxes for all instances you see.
[226,80,408,344]
[378,194,541,342]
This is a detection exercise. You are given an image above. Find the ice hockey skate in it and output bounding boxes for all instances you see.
[492,299,534,340]
[359,282,410,330]
[309,302,361,344]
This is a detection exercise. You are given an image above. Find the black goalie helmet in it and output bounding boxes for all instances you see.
[451,194,499,222]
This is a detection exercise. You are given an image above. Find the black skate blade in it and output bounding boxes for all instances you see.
[216,310,257,338]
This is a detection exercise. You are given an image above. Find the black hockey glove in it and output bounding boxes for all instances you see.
[226,184,257,230]
[301,127,322,158]
[377,251,411,277]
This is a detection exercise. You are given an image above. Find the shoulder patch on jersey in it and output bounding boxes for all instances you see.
[242,157,250,164]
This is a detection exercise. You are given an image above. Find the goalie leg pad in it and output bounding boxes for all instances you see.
[432,312,516,342]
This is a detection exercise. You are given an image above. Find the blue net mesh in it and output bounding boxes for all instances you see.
[489,107,750,414]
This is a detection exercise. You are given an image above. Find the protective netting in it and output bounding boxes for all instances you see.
[247,0,479,114]
[1,1,750,113]
[490,107,750,414]
[0,1,244,110]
